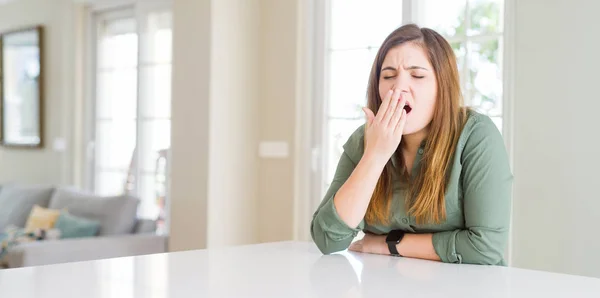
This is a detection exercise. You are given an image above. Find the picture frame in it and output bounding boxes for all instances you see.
[0,25,44,148]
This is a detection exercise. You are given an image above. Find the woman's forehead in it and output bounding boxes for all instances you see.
[382,43,431,69]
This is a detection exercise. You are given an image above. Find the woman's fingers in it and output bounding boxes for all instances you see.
[374,89,394,123]
[395,109,408,134]
[389,93,406,128]
[382,89,401,125]
[362,107,375,128]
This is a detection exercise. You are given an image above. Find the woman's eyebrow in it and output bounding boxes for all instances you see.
[404,65,429,71]
[381,65,430,71]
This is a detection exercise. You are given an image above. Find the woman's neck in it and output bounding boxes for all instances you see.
[401,127,429,155]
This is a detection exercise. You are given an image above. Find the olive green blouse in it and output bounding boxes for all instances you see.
[310,110,513,265]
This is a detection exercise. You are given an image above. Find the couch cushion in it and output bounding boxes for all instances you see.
[0,185,55,231]
[48,189,139,236]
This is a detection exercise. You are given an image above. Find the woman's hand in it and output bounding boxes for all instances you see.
[348,233,389,255]
[362,89,408,165]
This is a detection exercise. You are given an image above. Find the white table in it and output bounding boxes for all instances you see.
[1,241,599,297]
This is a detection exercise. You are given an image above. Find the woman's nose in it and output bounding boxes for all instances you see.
[393,75,410,93]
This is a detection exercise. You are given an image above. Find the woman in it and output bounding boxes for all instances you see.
[310,24,512,265]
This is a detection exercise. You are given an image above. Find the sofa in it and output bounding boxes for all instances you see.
[0,184,168,268]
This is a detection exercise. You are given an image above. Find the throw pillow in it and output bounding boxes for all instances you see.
[55,211,100,239]
[24,205,61,232]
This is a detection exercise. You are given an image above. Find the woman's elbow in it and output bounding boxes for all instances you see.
[311,224,352,255]
[466,250,505,265]
[316,243,345,255]
[463,229,508,265]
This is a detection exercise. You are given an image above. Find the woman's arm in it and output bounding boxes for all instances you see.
[431,115,513,265]
[332,152,387,229]
[349,232,441,261]
[311,89,408,254]
[310,150,384,255]
[350,115,512,265]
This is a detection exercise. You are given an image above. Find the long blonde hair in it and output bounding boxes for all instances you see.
[365,24,468,225]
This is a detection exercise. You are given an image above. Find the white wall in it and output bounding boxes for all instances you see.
[169,0,211,251]
[257,0,298,243]
[169,0,262,250]
[0,0,81,186]
[511,0,600,278]
[207,0,260,247]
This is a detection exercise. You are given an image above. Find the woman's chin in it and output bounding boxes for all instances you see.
[402,124,426,136]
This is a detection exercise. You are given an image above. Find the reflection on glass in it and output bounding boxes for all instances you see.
[98,258,135,298]
[310,253,361,298]
[1,27,42,147]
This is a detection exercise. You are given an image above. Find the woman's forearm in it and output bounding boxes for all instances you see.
[333,152,388,228]
[397,233,441,261]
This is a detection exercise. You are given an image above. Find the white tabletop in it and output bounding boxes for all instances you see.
[1,241,599,297]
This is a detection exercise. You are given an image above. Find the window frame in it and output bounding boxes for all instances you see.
[84,0,172,223]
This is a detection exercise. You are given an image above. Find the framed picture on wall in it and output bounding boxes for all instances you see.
[0,25,44,148]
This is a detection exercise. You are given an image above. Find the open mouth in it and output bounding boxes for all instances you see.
[403,103,412,114]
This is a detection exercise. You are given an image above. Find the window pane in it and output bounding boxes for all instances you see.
[96,69,137,120]
[467,0,503,36]
[98,17,137,69]
[467,37,502,116]
[138,173,160,219]
[95,120,137,170]
[328,49,377,118]
[95,14,139,196]
[418,0,467,37]
[330,0,403,49]
[326,119,365,186]
[451,41,467,95]
[141,11,172,64]
[139,119,170,172]
[95,171,128,196]
[490,116,503,134]
[140,64,171,118]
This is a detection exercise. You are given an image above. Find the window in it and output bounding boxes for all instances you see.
[319,0,505,197]
[418,0,504,129]
[89,3,172,229]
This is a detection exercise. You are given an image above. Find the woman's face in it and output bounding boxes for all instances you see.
[378,43,437,135]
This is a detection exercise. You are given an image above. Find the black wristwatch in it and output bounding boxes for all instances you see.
[386,230,405,257]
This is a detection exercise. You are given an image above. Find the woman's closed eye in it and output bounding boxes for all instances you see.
[382,75,425,80]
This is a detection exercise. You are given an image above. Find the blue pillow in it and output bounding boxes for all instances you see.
[55,212,100,239]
